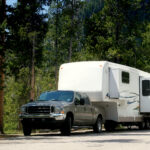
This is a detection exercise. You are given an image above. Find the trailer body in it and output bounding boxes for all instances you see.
[58,61,150,127]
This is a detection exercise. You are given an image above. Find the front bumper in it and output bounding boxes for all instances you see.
[19,113,66,121]
[19,113,66,129]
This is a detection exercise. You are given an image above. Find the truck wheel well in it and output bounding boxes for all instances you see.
[66,112,74,125]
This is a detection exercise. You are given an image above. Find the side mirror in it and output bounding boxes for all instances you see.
[75,99,80,105]
[80,98,85,105]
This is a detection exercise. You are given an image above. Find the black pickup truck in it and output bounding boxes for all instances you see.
[19,90,103,135]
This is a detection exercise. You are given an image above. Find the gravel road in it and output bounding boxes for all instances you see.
[0,129,150,150]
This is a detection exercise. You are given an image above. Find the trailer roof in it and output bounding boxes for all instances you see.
[60,61,150,77]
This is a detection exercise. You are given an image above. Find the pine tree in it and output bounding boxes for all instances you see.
[84,0,143,66]
[7,0,49,100]
[0,0,6,134]
[46,0,83,87]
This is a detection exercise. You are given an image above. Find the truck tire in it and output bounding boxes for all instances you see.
[93,116,102,133]
[23,125,32,136]
[61,116,72,136]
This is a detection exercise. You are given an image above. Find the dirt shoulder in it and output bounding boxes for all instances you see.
[0,134,20,139]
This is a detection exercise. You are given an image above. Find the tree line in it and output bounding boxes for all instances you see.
[0,0,150,134]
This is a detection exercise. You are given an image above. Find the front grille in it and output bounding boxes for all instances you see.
[26,106,51,114]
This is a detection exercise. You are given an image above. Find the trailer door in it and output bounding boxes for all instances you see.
[140,77,150,113]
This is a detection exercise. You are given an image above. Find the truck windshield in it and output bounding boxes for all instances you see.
[37,91,74,102]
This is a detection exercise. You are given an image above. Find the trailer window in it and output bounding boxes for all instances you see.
[122,71,130,84]
[142,80,150,96]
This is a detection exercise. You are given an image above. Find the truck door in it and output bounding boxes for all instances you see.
[140,77,150,113]
[74,93,85,125]
[82,95,93,125]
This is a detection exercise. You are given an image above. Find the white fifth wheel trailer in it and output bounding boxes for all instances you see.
[58,61,150,130]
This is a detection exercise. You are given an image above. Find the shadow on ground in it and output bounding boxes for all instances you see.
[1,128,150,141]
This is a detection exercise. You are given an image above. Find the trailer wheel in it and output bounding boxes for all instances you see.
[93,116,102,133]
[138,122,145,130]
[145,120,150,129]
[60,116,72,136]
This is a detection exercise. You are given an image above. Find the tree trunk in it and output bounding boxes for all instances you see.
[68,37,72,62]
[30,35,35,100]
[68,0,75,62]
[0,56,4,134]
[0,0,6,134]
[115,0,120,63]
[55,0,59,89]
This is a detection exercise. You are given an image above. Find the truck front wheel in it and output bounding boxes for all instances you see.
[93,116,102,133]
[23,125,32,136]
[60,116,72,136]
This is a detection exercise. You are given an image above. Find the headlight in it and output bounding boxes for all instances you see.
[59,108,65,114]
[54,107,60,114]
[20,106,26,113]
[54,107,64,114]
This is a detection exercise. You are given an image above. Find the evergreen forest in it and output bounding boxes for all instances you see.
[0,0,150,134]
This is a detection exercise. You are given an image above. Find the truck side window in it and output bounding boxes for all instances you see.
[75,93,81,105]
[122,71,130,84]
[142,80,150,96]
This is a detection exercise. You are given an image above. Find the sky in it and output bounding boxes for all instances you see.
[6,0,48,14]
[6,0,17,6]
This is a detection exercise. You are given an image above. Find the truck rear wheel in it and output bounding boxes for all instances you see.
[93,116,102,133]
[61,116,72,136]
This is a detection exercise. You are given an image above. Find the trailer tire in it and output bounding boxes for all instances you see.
[138,122,145,130]
[145,120,150,129]
[93,116,102,133]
